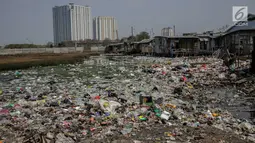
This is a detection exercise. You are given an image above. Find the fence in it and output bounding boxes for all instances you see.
[90,46,106,52]
[0,47,84,55]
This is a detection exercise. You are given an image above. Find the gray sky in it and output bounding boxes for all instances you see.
[0,0,254,45]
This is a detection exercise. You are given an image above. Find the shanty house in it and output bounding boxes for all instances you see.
[218,14,255,55]
[138,39,154,55]
[152,36,170,56]
[168,36,199,56]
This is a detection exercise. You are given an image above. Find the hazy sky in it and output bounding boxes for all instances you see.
[0,0,255,45]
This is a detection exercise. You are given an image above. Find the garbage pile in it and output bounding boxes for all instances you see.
[0,56,254,143]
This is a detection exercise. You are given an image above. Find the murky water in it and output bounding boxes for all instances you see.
[208,88,255,121]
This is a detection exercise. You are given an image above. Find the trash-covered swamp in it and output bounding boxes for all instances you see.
[0,56,255,143]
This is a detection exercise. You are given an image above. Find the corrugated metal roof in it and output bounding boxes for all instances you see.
[226,19,255,34]
[154,36,170,38]
[138,39,154,44]
[108,43,123,46]
[168,36,198,39]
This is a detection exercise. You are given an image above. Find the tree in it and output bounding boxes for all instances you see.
[58,42,65,47]
[85,39,92,43]
[136,31,150,42]
[83,39,93,49]
[46,42,54,48]
[4,44,43,49]
[127,36,136,42]
[61,41,74,47]
[102,38,111,46]
[120,37,128,43]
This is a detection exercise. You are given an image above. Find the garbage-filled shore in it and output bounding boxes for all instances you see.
[0,56,254,143]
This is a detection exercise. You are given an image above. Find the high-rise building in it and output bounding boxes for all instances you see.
[161,27,174,37]
[93,16,118,41]
[53,3,92,45]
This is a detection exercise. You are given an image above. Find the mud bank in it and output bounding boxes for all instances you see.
[0,52,99,71]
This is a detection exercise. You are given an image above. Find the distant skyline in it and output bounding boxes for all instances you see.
[0,0,255,45]
[53,4,92,44]
[93,16,118,41]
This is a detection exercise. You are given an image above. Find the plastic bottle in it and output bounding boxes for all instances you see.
[154,108,161,117]
[206,110,213,118]
[3,103,14,109]
[139,115,147,121]
[10,111,21,116]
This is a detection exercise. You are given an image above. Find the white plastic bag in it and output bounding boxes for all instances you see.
[99,99,121,114]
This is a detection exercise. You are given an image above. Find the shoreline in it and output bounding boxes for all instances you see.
[0,52,100,71]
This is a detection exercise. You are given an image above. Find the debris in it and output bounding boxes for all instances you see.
[139,96,153,106]
[160,111,171,120]
[0,56,252,142]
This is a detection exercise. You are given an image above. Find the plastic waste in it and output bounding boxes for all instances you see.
[90,127,96,132]
[63,121,72,128]
[121,124,133,135]
[154,97,163,105]
[239,122,253,131]
[167,61,171,65]
[212,113,219,117]
[173,108,185,120]
[0,56,251,142]
[3,103,14,109]
[140,107,148,114]
[10,111,21,116]
[190,122,200,127]
[181,76,187,82]
[230,73,237,80]
[160,111,171,120]
[205,110,213,118]
[37,99,46,105]
[139,115,147,121]
[94,95,101,100]
[166,104,176,109]
[186,82,193,89]
[16,87,24,92]
[218,73,225,79]
[230,63,235,71]
[201,64,207,69]
[14,104,21,109]
[62,98,72,104]
[154,108,161,117]
[0,109,9,115]
[29,96,37,101]
[99,99,121,114]
[15,71,22,78]
[164,132,174,137]
[139,96,153,106]
[171,75,179,83]
[0,89,3,95]
[82,130,88,135]
[75,97,84,106]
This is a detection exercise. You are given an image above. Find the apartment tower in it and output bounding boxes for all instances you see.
[161,27,174,37]
[53,3,92,45]
[93,16,118,41]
